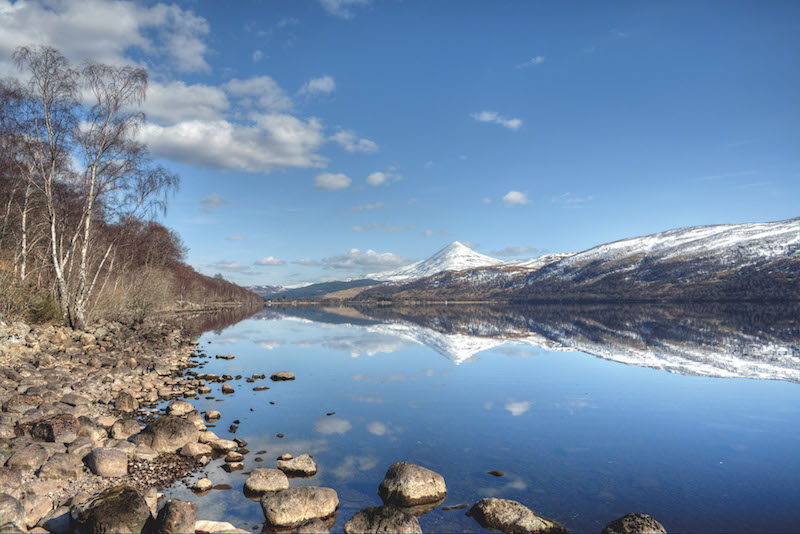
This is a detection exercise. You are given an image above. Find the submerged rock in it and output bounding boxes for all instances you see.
[466,498,568,534]
[343,505,422,534]
[69,485,151,534]
[378,462,447,507]
[277,454,317,477]
[602,513,667,534]
[260,487,338,530]
[270,372,295,381]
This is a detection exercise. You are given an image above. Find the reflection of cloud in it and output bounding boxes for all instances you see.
[366,421,389,436]
[331,455,380,480]
[215,336,245,345]
[313,417,352,435]
[351,373,411,384]
[484,402,493,410]
[504,400,533,416]
[321,333,411,357]
[478,476,528,497]
[255,339,285,350]
[554,395,597,415]
[424,369,435,377]
[493,346,540,358]
[340,393,385,404]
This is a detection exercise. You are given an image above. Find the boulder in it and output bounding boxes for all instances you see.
[343,505,422,534]
[0,494,25,531]
[27,415,79,443]
[115,392,139,413]
[270,372,295,381]
[277,453,317,477]
[466,498,568,534]
[260,487,338,530]
[378,462,447,507]
[243,468,289,495]
[180,442,213,457]
[295,519,330,533]
[221,384,234,394]
[110,418,141,440]
[23,494,53,530]
[192,478,212,492]
[166,400,194,416]
[134,444,159,461]
[139,416,199,453]
[69,486,151,534]
[5,443,49,471]
[41,506,70,534]
[193,520,249,533]
[0,467,23,499]
[204,410,221,422]
[210,439,238,453]
[84,448,128,477]
[153,499,197,534]
[602,513,667,534]
[39,453,85,480]
[60,394,89,407]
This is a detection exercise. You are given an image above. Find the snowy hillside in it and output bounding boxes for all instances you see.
[368,241,504,282]
[504,252,575,270]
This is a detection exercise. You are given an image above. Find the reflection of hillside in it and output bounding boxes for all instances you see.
[163,305,264,337]
[271,303,800,382]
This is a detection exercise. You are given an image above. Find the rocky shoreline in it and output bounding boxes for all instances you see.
[0,319,667,534]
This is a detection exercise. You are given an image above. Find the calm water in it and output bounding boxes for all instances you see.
[164,304,800,533]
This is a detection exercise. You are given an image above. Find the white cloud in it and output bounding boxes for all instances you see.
[505,400,533,416]
[143,81,229,124]
[252,49,263,62]
[331,130,378,153]
[315,172,351,190]
[492,246,540,257]
[138,115,327,173]
[226,235,244,241]
[552,192,593,206]
[200,193,227,212]
[224,76,293,112]
[348,202,384,213]
[299,75,336,96]
[255,256,285,266]
[292,258,320,266]
[502,191,530,206]
[319,0,372,19]
[321,248,412,270]
[516,55,546,69]
[471,111,522,130]
[313,416,352,435]
[366,172,387,186]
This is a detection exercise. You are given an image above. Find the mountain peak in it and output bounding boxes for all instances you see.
[368,241,502,282]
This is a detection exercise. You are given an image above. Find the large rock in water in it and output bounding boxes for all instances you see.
[378,462,447,507]
[260,487,338,530]
[138,416,199,453]
[466,498,568,534]
[243,468,289,496]
[602,513,667,534]
[344,505,422,534]
[153,499,197,534]
[276,454,317,477]
[69,485,151,534]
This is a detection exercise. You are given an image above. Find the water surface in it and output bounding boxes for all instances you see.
[164,303,800,533]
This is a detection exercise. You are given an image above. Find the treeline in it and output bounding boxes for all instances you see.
[0,45,260,326]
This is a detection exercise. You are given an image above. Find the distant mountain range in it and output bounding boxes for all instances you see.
[252,217,799,302]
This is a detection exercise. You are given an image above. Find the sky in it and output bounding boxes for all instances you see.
[1,0,799,286]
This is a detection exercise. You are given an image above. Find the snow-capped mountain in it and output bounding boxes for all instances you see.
[358,217,800,301]
[368,241,504,282]
[504,252,576,270]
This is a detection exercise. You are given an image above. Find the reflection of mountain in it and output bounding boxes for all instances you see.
[268,304,800,382]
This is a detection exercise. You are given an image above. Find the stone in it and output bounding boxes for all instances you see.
[144,486,158,516]
[27,415,80,443]
[0,494,25,531]
[221,384,234,394]
[67,437,95,458]
[243,468,289,495]
[278,453,293,461]
[77,419,107,441]
[166,400,194,416]
[115,392,138,412]
[221,462,243,472]
[260,487,338,530]
[215,354,235,360]
[225,452,244,463]
[84,448,128,477]
[153,499,197,534]
[343,505,422,534]
[39,453,85,480]
[204,410,221,422]
[110,418,141,440]
[602,513,667,534]
[23,494,53,530]
[133,444,159,461]
[277,453,317,477]
[42,506,70,534]
[192,478,213,492]
[378,462,447,507]
[253,386,268,391]
[295,519,330,533]
[60,394,89,407]
[5,443,49,471]
[79,333,96,345]
[180,442,213,457]
[193,520,249,533]
[210,439,238,452]
[270,372,295,381]
[139,416,199,453]
[466,498,568,534]
[0,467,23,499]
[69,485,151,534]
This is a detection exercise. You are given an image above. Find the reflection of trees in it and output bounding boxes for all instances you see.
[163,305,264,338]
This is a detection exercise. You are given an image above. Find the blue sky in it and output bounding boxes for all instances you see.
[2,0,798,285]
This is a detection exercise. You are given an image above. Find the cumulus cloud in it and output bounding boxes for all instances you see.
[331,130,378,153]
[224,76,293,112]
[492,246,540,257]
[471,111,522,130]
[255,256,285,266]
[319,0,372,19]
[505,400,533,416]
[0,0,210,75]
[315,172,352,190]
[502,191,530,206]
[348,202,384,213]
[200,193,227,212]
[138,115,327,173]
[299,75,336,96]
[321,248,412,270]
[292,258,320,266]
[516,55,546,69]
[143,81,228,124]
[366,171,401,186]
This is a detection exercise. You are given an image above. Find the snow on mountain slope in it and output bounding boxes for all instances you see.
[368,241,504,282]
[504,252,576,270]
